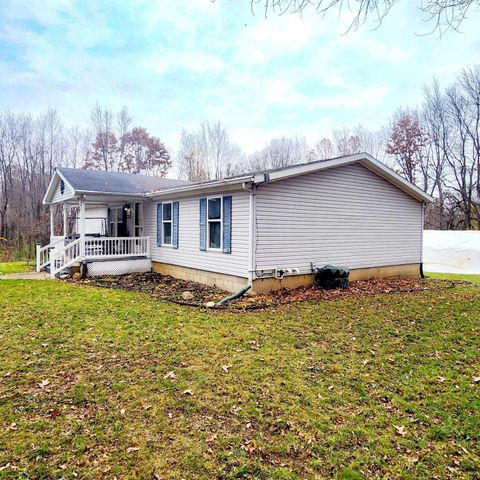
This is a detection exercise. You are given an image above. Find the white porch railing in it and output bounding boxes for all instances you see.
[36,236,66,272]
[36,236,151,277]
[50,237,82,278]
[84,237,150,260]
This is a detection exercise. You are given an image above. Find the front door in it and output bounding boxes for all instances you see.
[108,206,129,237]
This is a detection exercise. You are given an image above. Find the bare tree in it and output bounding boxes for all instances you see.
[246,0,479,34]
[89,103,115,171]
[249,136,310,171]
[177,121,244,180]
[177,129,209,182]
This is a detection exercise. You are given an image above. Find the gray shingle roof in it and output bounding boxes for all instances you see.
[57,167,191,194]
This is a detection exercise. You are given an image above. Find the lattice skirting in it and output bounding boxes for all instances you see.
[87,259,152,277]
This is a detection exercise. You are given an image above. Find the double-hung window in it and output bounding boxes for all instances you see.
[207,197,222,250]
[162,202,172,245]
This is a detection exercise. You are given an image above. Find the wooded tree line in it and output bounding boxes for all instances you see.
[178,65,480,230]
[0,65,478,259]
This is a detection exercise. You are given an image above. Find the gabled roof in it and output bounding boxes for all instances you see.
[44,153,433,205]
[146,153,434,203]
[43,168,191,204]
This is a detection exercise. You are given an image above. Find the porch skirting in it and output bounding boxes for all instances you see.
[87,258,152,277]
[152,262,420,294]
[152,262,248,293]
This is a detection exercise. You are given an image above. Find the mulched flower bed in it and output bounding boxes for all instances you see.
[70,272,472,310]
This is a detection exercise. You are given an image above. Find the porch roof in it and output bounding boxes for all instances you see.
[43,168,191,205]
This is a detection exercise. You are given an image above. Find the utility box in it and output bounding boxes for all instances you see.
[313,264,349,289]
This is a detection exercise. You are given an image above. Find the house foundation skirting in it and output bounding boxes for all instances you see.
[152,262,420,294]
[251,263,421,294]
[152,262,249,293]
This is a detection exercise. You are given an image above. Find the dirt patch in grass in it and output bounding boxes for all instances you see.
[70,272,470,309]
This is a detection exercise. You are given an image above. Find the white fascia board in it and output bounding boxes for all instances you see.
[42,169,76,205]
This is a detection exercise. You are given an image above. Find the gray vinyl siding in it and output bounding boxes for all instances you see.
[51,177,74,204]
[144,190,250,278]
[255,163,423,273]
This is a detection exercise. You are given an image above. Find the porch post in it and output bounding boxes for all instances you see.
[63,202,68,238]
[79,195,86,258]
[50,206,55,242]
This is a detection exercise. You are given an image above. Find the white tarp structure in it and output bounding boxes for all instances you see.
[423,230,480,274]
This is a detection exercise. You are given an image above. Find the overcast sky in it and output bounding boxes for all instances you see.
[1,0,479,153]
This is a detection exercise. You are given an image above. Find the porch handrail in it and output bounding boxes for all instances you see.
[36,236,66,272]
[50,237,82,278]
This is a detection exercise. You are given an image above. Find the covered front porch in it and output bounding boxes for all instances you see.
[37,194,151,278]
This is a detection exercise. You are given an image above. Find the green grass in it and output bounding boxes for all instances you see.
[426,272,480,285]
[0,280,479,479]
[0,262,33,275]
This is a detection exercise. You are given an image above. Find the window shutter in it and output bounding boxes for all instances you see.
[156,203,162,247]
[172,201,179,249]
[199,198,207,251]
[222,195,232,254]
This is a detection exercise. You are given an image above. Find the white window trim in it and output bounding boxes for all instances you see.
[162,201,173,246]
[207,196,223,251]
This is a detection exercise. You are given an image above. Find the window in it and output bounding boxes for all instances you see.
[207,197,222,250]
[162,202,172,245]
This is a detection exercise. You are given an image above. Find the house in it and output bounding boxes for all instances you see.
[39,153,433,293]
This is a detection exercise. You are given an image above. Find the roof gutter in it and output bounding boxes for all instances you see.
[75,190,146,198]
[146,174,257,198]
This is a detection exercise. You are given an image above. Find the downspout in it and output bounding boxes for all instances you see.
[420,202,426,278]
[243,182,256,285]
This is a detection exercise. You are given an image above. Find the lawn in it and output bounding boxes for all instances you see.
[426,272,480,285]
[0,262,33,275]
[0,278,479,479]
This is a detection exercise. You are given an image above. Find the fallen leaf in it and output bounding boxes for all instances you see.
[394,425,407,437]
[222,365,232,373]
[48,408,61,419]
[473,376,480,383]
[4,372,11,377]
[206,433,217,443]
[120,408,126,415]
[126,447,140,453]
[38,379,50,388]
[163,371,176,380]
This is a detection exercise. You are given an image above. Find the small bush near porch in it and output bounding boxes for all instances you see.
[0,279,478,479]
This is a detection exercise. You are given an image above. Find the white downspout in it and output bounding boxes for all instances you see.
[243,182,256,284]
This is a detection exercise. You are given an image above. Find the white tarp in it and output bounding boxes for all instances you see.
[423,230,480,274]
